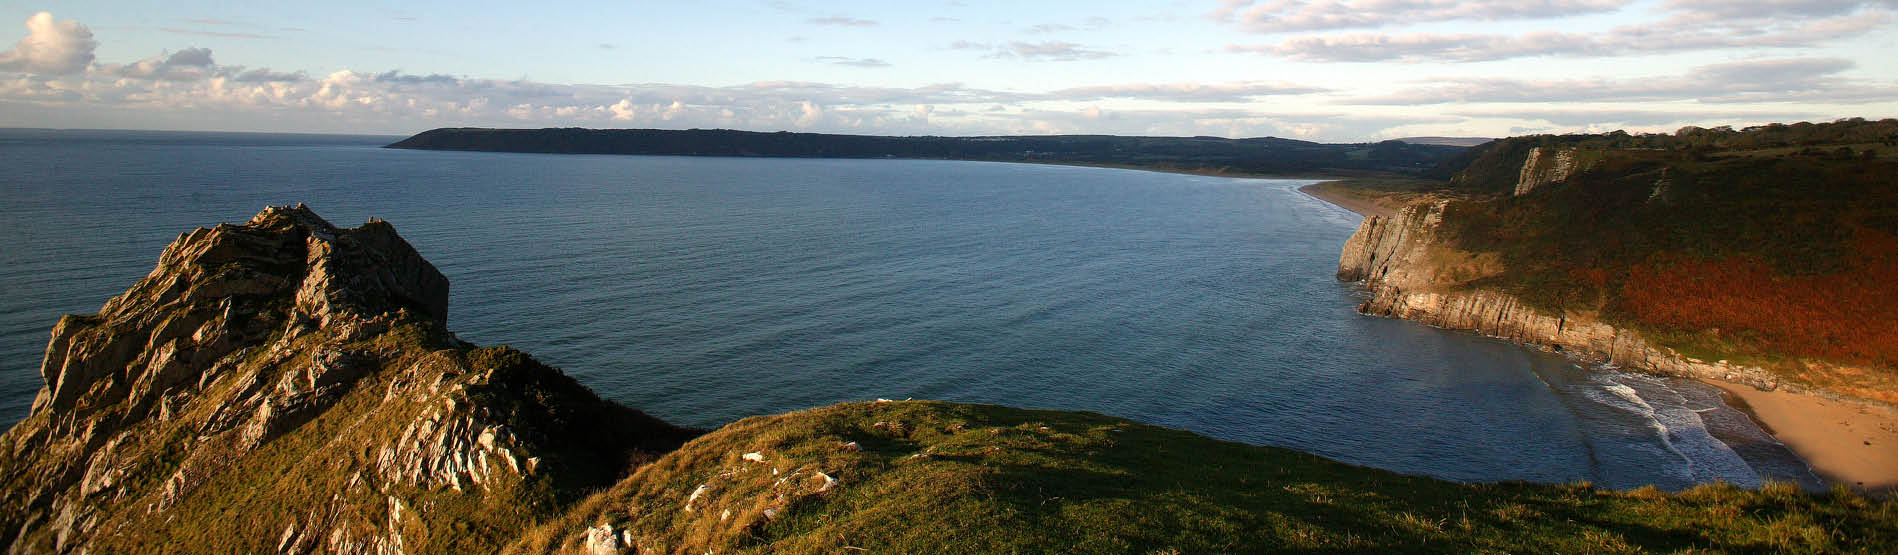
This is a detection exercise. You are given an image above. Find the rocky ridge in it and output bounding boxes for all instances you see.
[1337,166,1784,392]
[0,205,694,553]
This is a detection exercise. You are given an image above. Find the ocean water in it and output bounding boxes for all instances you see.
[0,129,1820,490]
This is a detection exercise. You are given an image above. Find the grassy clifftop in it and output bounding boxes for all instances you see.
[513,400,1897,553]
[1337,119,1898,400]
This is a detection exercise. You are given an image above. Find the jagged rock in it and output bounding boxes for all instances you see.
[685,484,711,512]
[1514,146,1594,196]
[585,523,627,554]
[0,206,695,553]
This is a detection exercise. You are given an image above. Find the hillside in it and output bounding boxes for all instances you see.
[1340,119,1898,402]
[384,127,1467,176]
[4,206,1895,552]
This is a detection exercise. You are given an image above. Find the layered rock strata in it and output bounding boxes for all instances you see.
[1337,200,1783,391]
[0,205,695,553]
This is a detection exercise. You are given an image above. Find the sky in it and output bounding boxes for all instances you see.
[0,1,1894,142]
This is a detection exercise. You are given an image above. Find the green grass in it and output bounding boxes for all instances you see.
[512,401,1898,554]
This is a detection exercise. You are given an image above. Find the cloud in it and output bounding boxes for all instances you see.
[1238,9,1891,62]
[0,39,1361,139]
[807,16,878,26]
[961,41,1117,61]
[1046,81,1330,102]
[1026,23,1074,34]
[1448,108,1824,128]
[1211,0,1632,32]
[1664,0,1898,21]
[1222,0,1890,62]
[0,12,97,75]
[813,56,892,68]
[1342,58,1897,105]
[158,27,276,39]
[103,48,216,81]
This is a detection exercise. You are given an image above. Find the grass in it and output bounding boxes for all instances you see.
[1350,124,1898,396]
[510,401,1898,553]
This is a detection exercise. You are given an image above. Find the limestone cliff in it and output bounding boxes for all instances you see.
[1513,147,1594,196]
[1336,201,1783,391]
[0,205,695,553]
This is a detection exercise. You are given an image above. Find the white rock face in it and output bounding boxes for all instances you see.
[586,523,627,554]
[1514,147,1592,196]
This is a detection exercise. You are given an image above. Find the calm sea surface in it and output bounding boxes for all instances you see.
[0,130,1819,490]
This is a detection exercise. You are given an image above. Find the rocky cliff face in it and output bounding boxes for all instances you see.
[1337,202,1783,391]
[0,205,695,553]
[1513,147,1594,196]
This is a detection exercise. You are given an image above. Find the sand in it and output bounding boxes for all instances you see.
[1706,381,1898,491]
[1296,183,1388,218]
[1300,183,1898,492]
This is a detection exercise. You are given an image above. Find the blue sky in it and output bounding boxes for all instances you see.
[1,1,1894,141]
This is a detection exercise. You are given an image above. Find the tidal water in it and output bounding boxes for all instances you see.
[0,129,1819,490]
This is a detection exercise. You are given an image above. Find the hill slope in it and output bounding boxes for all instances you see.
[385,127,1466,176]
[1337,118,1898,402]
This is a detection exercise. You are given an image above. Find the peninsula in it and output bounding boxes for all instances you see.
[385,127,1467,177]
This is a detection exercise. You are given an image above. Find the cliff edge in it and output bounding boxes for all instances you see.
[1335,119,1898,402]
[1337,200,1784,391]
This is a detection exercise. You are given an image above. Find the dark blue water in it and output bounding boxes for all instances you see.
[0,129,1819,490]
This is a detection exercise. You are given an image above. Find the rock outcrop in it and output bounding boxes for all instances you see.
[0,205,695,553]
[1337,201,1783,391]
[1513,146,1593,196]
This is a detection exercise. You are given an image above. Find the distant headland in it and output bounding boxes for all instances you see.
[386,127,1472,177]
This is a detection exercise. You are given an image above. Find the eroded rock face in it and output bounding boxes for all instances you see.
[0,205,693,553]
[1336,199,1784,392]
[1514,147,1594,197]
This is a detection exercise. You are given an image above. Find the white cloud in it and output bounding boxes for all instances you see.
[1227,1,1896,62]
[0,12,97,75]
[1341,58,1897,105]
[1211,0,1632,33]
[812,56,891,68]
[1046,81,1329,102]
[986,41,1116,61]
[807,16,878,26]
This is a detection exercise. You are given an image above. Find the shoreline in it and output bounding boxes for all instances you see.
[1703,379,1898,492]
[1296,182,1384,217]
[1303,185,1898,493]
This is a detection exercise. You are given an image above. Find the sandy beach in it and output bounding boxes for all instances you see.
[1303,183,1898,492]
[1706,381,1898,491]
[1296,181,1434,219]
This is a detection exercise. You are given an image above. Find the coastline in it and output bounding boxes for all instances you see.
[1296,182,1385,217]
[1704,379,1898,491]
[1303,186,1898,492]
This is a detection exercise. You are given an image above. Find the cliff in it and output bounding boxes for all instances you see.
[1338,119,1898,404]
[1337,201,1783,391]
[0,206,696,553]
[5,207,1893,552]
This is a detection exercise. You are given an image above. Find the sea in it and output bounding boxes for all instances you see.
[0,129,1821,491]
